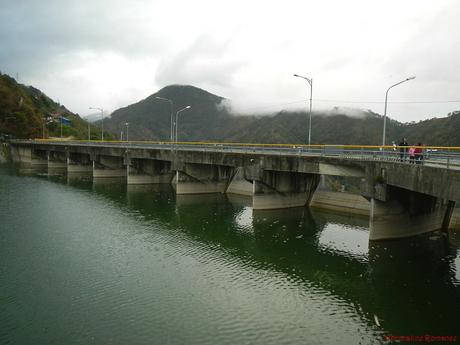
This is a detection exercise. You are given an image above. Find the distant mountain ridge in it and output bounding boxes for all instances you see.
[104,84,460,146]
[84,113,108,123]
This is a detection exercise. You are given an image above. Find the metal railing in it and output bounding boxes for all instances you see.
[13,139,460,170]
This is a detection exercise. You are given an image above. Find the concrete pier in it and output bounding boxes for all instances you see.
[369,187,455,240]
[226,167,253,196]
[174,163,233,194]
[48,151,67,173]
[9,140,460,241]
[310,191,370,216]
[67,152,92,174]
[10,145,47,167]
[127,158,172,184]
[252,171,320,210]
[93,155,127,178]
[450,208,460,229]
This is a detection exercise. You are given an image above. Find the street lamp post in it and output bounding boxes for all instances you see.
[89,107,104,141]
[155,96,174,142]
[294,74,313,146]
[173,105,191,185]
[175,106,191,143]
[88,121,91,141]
[382,77,416,147]
[42,118,54,139]
[125,122,129,141]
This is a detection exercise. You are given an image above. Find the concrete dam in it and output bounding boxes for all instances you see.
[7,140,460,241]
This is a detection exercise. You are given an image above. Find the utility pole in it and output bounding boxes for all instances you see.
[294,74,313,146]
[382,77,416,146]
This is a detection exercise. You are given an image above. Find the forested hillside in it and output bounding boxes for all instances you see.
[0,73,104,140]
[3,75,458,146]
[104,84,460,146]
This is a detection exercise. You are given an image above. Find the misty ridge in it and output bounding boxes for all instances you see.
[216,98,370,119]
[102,84,460,146]
[2,72,459,146]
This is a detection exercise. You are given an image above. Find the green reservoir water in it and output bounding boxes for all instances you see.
[0,163,459,344]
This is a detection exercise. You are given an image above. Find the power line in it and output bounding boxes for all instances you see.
[315,99,460,104]
[234,98,460,113]
[233,100,306,112]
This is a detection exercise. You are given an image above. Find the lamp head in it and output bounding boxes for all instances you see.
[156,96,170,101]
[185,106,191,109]
[407,76,416,80]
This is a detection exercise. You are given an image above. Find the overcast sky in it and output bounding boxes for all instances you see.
[1,0,459,122]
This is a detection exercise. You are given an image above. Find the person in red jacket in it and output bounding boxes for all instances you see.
[414,142,423,164]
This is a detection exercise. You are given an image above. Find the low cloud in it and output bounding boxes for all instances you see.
[155,34,245,92]
[325,107,370,118]
[1,0,459,122]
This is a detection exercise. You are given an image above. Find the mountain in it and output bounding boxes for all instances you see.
[104,85,407,145]
[0,73,105,140]
[84,113,108,123]
[398,111,460,146]
[105,84,460,146]
[104,85,231,141]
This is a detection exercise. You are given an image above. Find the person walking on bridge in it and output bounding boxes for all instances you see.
[414,143,424,164]
[408,146,416,164]
[399,138,408,162]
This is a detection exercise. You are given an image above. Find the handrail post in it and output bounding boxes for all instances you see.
[447,148,450,169]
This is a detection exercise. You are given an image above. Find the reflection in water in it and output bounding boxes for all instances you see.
[67,172,92,183]
[318,223,369,260]
[17,164,48,175]
[234,207,253,232]
[1,166,460,344]
[311,209,370,261]
[93,176,126,185]
[368,234,459,335]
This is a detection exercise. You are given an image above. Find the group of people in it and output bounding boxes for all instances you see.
[395,138,424,164]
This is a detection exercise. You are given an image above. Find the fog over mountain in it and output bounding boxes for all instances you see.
[1,0,460,122]
[103,84,460,146]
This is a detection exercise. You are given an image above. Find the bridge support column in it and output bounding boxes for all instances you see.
[48,151,67,173]
[10,145,47,174]
[173,163,233,194]
[252,171,320,210]
[10,145,48,167]
[127,158,172,184]
[369,185,456,240]
[67,152,92,174]
[226,167,253,196]
[93,155,127,179]
[450,207,460,230]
